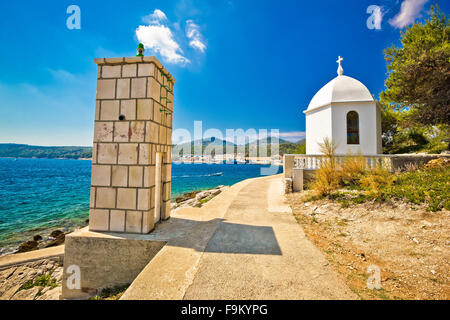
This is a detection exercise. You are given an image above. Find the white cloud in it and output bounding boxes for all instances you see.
[142,9,167,24]
[221,130,306,144]
[389,0,428,28]
[278,131,306,139]
[136,9,190,65]
[186,20,207,53]
[276,131,306,143]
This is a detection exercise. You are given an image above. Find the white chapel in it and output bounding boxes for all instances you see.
[304,57,382,155]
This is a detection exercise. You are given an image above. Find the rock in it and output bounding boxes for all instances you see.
[36,287,61,300]
[11,286,43,300]
[0,267,17,281]
[33,235,43,241]
[195,191,210,200]
[0,283,22,300]
[312,206,322,214]
[50,230,64,238]
[284,178,293,194]
[44,233,65,248]
[52,267,63,282]
[175,191,199,203]
[421,221,433,229]
[173,187,225,208]
[194,202,202,208]
[45,261,55,271]
[16,240,38,253]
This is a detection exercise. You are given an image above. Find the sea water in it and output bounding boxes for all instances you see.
[0,158,281,253]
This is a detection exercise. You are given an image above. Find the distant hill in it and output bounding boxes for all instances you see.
[173,138,235,157]
[0,144,92,159]
[0,137,305,160]
[247,137,305,156]
[172,137,306,157]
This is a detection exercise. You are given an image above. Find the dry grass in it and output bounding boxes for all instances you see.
[310,138,340,196]
[309,138,395,198]
[360,167,396,197]
[307,138,449,211]
[340,153,366,186]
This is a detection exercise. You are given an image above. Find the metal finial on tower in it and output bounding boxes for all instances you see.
[336,56,344,76]
[137,43,145,57]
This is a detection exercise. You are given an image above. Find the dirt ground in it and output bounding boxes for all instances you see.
[287,191,450,300]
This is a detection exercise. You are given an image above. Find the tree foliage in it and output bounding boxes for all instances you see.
[381,5,450,126]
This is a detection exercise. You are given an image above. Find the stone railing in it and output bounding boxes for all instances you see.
[283,153,449,194]
[283,153,450,179]
[292,154,394,171]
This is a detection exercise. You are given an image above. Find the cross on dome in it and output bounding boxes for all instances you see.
[336,56,344,76]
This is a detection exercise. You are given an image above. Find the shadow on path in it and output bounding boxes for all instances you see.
[161,217,282,256]
[205,222,282,255]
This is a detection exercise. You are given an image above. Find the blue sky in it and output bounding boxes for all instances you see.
[0,0,447,146]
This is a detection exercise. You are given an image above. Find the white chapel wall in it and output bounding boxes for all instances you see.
[306,105,332,154]
[331,102,379,155]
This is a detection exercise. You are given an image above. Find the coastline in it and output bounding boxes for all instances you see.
[0,160,281,257]
[0,185,227,257]
[2,157,283,165]
[0,157,92,161]
[0,221,88,257]
[0,179,239,300]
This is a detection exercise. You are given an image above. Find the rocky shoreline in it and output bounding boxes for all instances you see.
[2,186,228,257]
[171,185,227,211]
[0,222,89,257]
[0,257,63,300]
[0,185,228,300]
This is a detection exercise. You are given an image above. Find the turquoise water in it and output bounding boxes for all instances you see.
[0,158,281,253]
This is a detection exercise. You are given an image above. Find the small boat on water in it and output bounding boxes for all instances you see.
[210,172,223,176]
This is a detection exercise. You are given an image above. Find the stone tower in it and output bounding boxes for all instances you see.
[61,56,175,300]
[89,56,174,234]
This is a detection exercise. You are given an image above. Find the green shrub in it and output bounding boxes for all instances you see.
[379,167,450,211]
[308,139,449,211]
[88,284,130,300]
[360,166,396,197]
[20,272,58,291]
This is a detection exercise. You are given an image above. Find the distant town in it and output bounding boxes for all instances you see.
[173,153,283,166]
[0,138,305,166]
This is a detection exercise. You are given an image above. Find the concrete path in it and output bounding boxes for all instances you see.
[0,245,64,271]
[122,174,357,300]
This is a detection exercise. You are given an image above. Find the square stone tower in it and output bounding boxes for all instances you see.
[89,56,174,234]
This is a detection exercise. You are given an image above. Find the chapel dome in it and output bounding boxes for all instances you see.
[306,75,375,113]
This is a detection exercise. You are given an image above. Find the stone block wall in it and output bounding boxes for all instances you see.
[390,154,450,171]
[89,56,174,234]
